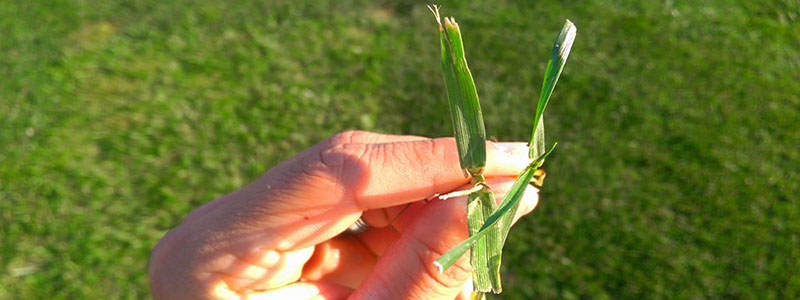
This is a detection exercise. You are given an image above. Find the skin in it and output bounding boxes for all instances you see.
[148,131,540,300]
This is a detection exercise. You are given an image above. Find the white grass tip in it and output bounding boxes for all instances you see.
[433,261,444,274]
[427,4,441,25]
[557,20,577,61]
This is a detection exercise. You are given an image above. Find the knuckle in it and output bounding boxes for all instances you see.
[316,144,370,193]
[319,143,370,170]
[318,145,348,170]
[326,130,370,147]
[325,131,356,148]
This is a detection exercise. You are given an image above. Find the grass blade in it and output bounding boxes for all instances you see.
[435,143,557,272]
[532,116,545,162]
[430,6,499,292]
[431,5,487,176]
[529,20,576,159]
[479,186,502,292]
[467,190,489,291]
[467,185,501,292]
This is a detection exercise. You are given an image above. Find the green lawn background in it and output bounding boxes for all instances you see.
[1,0,798,299]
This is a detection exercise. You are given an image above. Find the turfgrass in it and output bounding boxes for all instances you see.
[1,0,798,299]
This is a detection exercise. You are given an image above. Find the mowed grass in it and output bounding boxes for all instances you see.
[1,0,798,299]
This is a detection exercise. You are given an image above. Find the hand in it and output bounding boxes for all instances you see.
[148,131,539,299]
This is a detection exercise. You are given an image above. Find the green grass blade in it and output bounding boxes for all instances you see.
[467,189,490,292]
[431,6,487,176]
[529,20,576,159]
[435,144,557,272]
[467,184,501,292]
[532,116,546,165]
[478,186,502,292]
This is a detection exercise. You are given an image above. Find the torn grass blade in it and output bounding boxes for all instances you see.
[430,5,498,291]
[435,143,557,272]
[530,20,576,159]
[431,5,487,176]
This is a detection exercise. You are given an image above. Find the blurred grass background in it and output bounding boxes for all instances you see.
[1,0,799,299]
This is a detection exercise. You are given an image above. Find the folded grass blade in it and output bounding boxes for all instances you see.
[530,20,576,159]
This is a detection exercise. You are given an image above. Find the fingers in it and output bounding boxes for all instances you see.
[208,246,315,294]
[148,131,533,299]
[350,192,472,299]
[350,177,540,300]
[302,235,377,289]
[242,282,352,300]
[299,178,539,297]
[191,133,530,251]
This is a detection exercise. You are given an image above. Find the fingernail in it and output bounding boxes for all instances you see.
[517,184,540,216]
[490,142,531,168]
[493,142,529,157]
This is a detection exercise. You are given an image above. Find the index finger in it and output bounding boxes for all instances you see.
[314,137,531,210]
[179,133,531,253]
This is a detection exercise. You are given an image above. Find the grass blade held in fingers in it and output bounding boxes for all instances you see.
[435,143,557,272]
[467,189,489,292]
[466,181,501,292]
[429,5,497,293]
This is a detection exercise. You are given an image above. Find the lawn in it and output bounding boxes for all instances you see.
[1,0,798,299]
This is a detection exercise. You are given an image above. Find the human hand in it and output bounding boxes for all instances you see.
[148,131,540,299]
